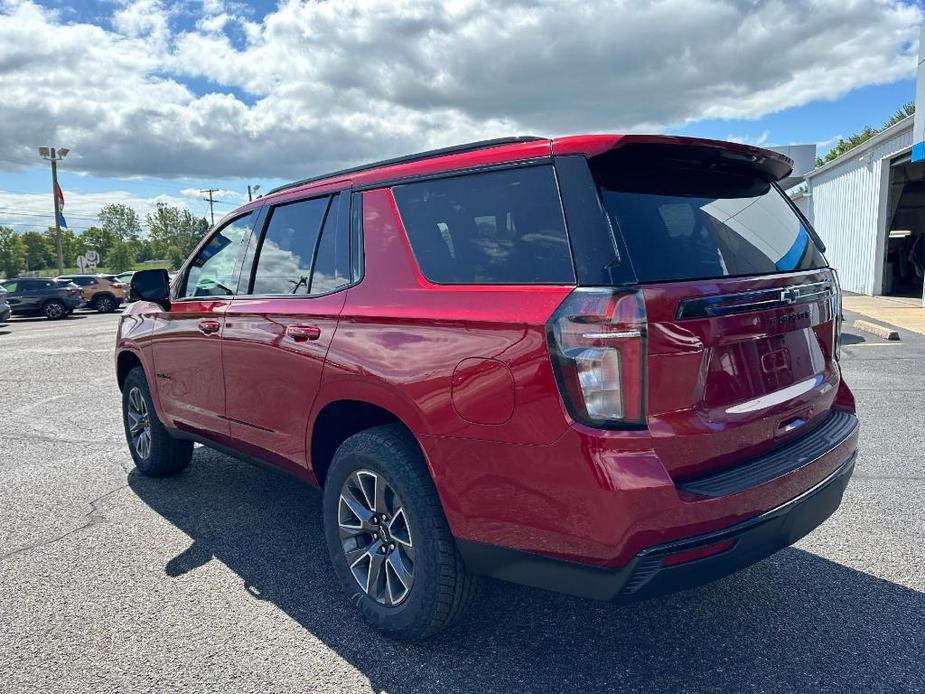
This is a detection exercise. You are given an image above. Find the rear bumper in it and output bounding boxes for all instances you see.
[458,451,856,601]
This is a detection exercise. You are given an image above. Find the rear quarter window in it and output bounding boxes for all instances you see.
[392,165,575,284]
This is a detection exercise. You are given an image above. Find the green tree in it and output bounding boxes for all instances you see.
[0,227,26,278]
[21,231,54,270]
[80,225,116,262]
[146,204,208,268]
[816,102,915,167]
[44,227,84,268]
[105,240,136,271]
[99,203,142,242]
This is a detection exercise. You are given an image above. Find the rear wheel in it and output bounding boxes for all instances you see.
[122,366,193,476]
[43,300,66,320]
[322,425,479,641]
[94,294,117,313]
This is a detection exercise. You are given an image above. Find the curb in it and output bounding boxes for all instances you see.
[852,319,900,341]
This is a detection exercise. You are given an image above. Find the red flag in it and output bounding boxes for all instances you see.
[55,183,67,228]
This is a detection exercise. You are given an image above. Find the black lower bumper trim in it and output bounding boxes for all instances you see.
[457,452,856,602]
[677,409,858,498]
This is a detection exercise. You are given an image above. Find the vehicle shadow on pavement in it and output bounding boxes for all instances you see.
[129,448,925,693]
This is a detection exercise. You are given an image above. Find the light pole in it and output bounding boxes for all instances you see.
[247,184,260,202]
[38,146,70,275]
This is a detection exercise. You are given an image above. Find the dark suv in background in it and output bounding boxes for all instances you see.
[0,284,10,323]
[1,278,84,319]
[118,134,858,640]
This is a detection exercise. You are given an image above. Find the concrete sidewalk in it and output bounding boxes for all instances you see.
[842,295,925,337]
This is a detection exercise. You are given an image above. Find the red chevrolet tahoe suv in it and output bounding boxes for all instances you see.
[117,135,859,640]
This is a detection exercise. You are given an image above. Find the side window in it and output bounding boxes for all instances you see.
[310,194,351,294]
[3,281,18,292]
[251,197,329,295]
[391,165,574,284]
[182,213,252,298]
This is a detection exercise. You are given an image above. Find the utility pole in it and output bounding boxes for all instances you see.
[39,146,70,275]
[247,184,260,202]
[201,188,218,226]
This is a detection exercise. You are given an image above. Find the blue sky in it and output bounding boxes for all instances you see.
[0,0,921,232]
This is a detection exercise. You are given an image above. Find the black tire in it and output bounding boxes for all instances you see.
[94,294,117,313]
[322,424,480,641]
[43,300,66,320]
[122,366,193,477]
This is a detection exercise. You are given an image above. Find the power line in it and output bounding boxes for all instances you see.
[4,221,97,232]
[0,207,101,221]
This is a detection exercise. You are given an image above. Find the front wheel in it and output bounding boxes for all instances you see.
[43,300,66,320]
[322,425,479,641]
[122,366,193,476]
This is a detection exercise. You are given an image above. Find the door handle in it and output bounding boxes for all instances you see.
[198,319,222,334]
[286,325,321,342]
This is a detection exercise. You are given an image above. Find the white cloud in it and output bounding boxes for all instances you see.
[179,187,244,203]
[0,189,193,233]
[0,0,920,181]
[727,131,772,147]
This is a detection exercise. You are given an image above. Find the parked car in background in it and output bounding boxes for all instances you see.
[0,284,10,323]
[112,272,137,302]
[117,134,859,640]
[57,274,127,313]
[2,277,84,319]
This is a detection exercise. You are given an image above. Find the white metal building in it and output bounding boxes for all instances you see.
[789,26,925,305]
[794,117,918,300]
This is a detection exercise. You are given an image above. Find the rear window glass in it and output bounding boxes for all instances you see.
[593,147,826,283]
[392,166,574,284]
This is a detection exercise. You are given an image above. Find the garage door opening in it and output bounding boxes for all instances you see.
[882,155,925,300]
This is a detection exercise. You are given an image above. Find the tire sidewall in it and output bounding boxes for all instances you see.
[122,368,161,474]
[322,438,443,637]
[95,295,115,313]
[43,300,65,320]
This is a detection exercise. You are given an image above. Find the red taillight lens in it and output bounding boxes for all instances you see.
[546,288,647,428]
[830,268,842,361]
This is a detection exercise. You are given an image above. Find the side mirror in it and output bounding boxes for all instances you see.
[130,269,171,309]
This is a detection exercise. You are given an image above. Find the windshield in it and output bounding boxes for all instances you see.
[593,145,826,283]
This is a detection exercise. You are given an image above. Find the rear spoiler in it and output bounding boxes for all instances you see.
[554,134,794,182]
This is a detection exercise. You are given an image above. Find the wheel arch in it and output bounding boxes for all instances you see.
[116,350,144,391]
[309,399,431,488]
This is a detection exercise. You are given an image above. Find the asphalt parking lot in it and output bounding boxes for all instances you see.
[0,309,923,693]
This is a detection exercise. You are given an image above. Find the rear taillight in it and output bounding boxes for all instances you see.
[112,282,127,289]
[831,268,842,361]
[546,287,647,428]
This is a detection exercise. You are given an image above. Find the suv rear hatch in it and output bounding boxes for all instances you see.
[589,139,840,481]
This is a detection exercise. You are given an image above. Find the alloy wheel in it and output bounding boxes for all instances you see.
[127,386,152,460]
[45,302,64,319]
[97,296,114,312]
[338,470,415,607]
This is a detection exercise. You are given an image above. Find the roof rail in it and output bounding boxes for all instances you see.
[267,136,545,196]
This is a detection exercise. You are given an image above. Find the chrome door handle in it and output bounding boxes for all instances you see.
[198,319,221,334]
[286,325,321,342]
